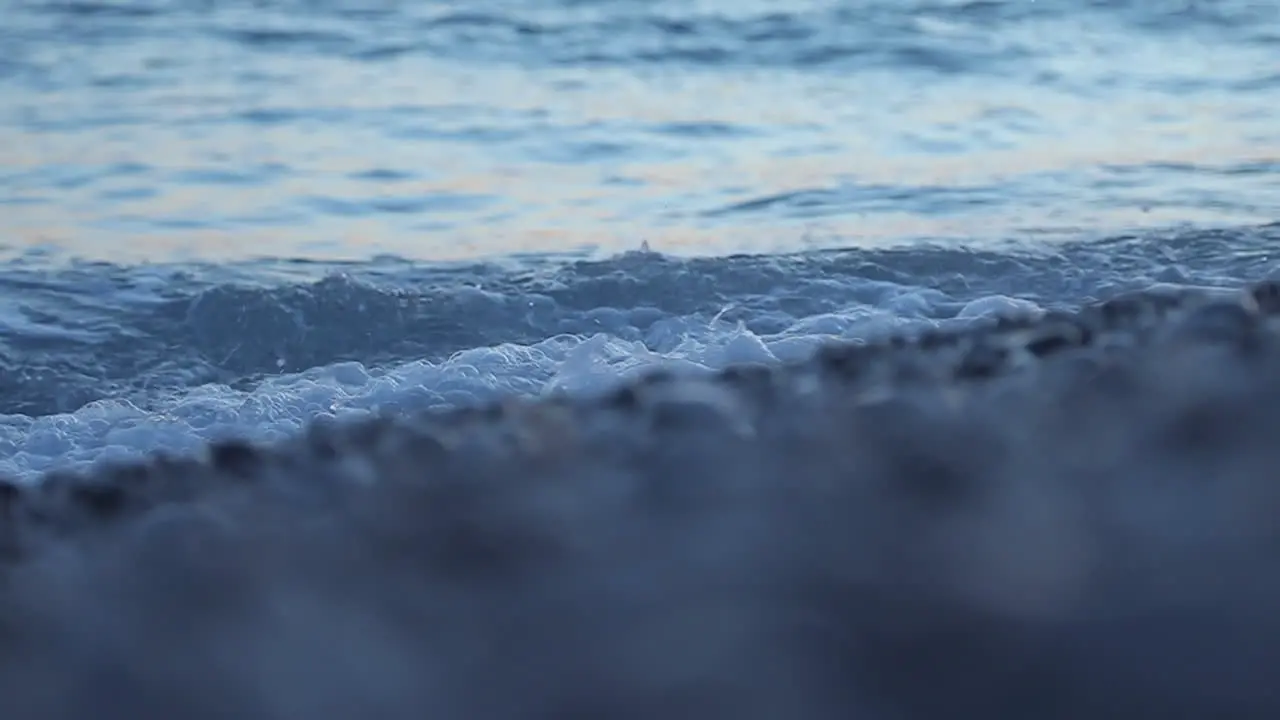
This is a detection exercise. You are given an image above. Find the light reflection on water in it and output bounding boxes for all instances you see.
[0,1,1278,263]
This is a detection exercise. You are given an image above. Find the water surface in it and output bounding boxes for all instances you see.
[2,0,1277,262]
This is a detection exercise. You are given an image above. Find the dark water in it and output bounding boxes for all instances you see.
[2,0,1278,262]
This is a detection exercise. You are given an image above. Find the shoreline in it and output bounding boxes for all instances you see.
[3,279,1280,717]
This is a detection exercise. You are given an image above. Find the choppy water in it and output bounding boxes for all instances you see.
[1,0,1280,477]
[1,223,1277,480]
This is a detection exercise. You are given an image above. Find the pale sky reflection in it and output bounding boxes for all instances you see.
[1,42,1278,263]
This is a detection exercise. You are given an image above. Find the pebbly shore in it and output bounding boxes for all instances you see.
[3,280,1280,719]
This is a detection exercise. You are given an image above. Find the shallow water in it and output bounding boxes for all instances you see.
[2,0,1279,478]
[2,0,1278,262]
[0,223,1277,480]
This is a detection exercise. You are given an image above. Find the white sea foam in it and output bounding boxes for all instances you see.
[1,284,1006,481]
[4,226,1279,483]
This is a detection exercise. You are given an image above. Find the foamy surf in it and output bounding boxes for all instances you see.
[3,225,1278,482]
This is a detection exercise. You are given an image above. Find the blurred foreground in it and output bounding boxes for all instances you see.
[3,282,1280,719]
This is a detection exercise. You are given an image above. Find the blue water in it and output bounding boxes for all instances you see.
[3,0,1278,261]
[0,0,1278,478]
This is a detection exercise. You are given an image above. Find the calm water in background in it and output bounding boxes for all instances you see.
[2,0,1279,263]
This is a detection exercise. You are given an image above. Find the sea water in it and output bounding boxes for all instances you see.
[2,0,1278,482]
[4,3,1280,718]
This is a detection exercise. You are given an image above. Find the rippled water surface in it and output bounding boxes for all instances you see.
[1,0,1279,474]
[3,0,1278,261]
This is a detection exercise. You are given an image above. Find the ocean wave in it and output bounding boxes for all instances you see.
[2,225,1277,476]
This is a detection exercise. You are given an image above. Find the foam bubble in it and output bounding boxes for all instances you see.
[2,317,851,480]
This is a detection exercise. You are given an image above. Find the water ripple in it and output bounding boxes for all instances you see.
[0,0,1276,262]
